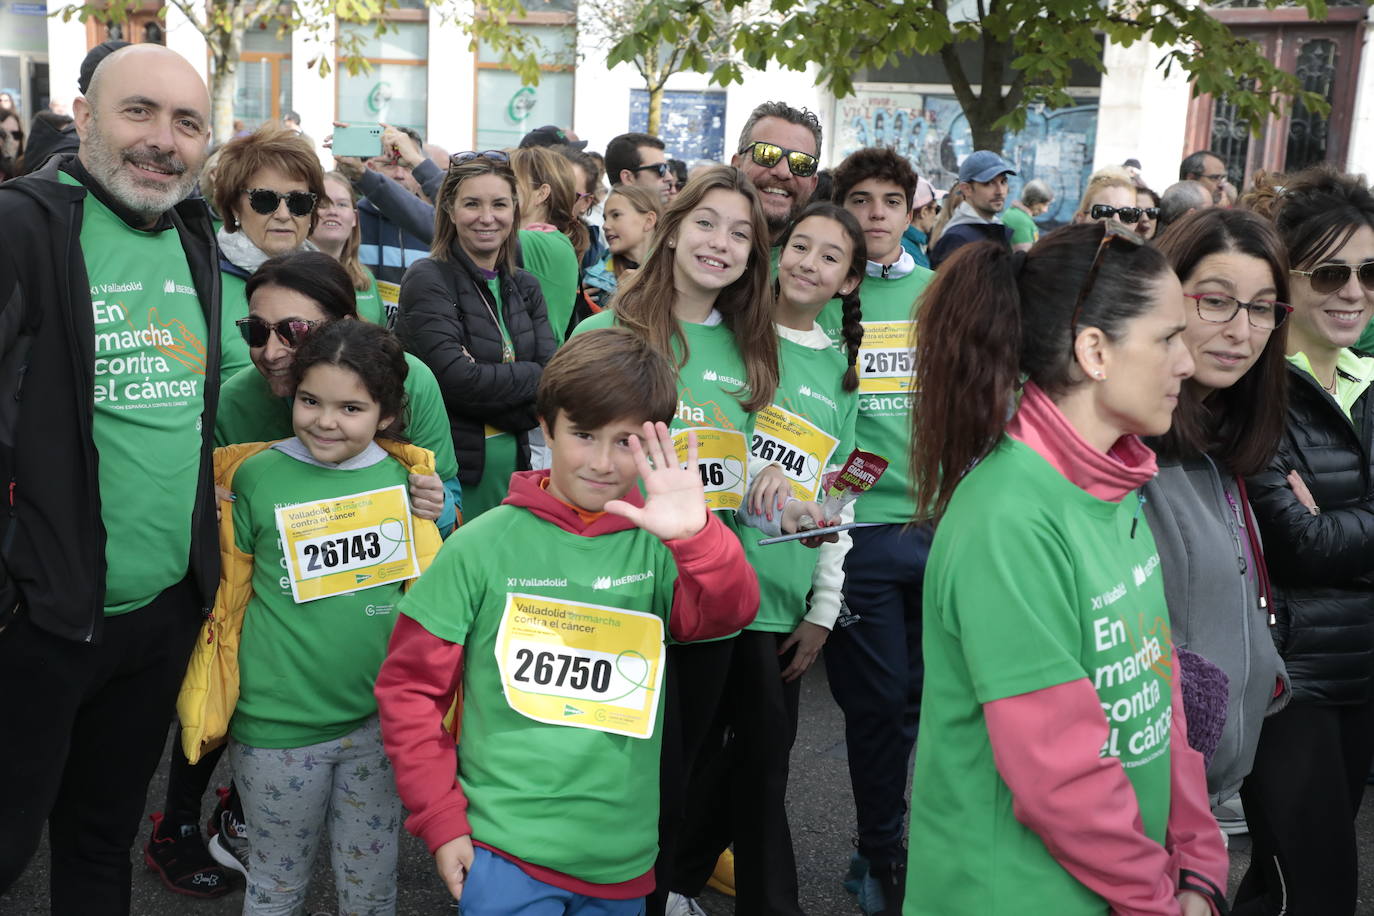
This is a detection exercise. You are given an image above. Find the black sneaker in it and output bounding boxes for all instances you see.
[143,811,234,898]
[207,786,251,877]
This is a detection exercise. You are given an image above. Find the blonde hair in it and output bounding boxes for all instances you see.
[1075,166,1137,218]
[604,185,661,275]
[510,145,590,261]
[322,171,370,292]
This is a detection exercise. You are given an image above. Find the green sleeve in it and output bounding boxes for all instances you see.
[396,528,483,644]
[215,366,293,447]
[355,270,388,326]
[936,511,1088,703]
[220,271,254,383]
[519,230,580,345]
[569,308,616,338]
[402,353,459,481]
[1005,209,1038,246]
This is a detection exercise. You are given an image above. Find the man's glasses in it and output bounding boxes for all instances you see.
[1201,172,1228,183]
[1070,220,1147,337]
[1184,293,1292,330]
[630,161,670,178]
[1290,261,1374,294]
[244,188,318,218]
[739,141,819,178]
[236,316,319,348]
[1089,204,1158,223]
[450,150,510,166]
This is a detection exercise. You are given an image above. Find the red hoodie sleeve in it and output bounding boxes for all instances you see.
[374,614,470,854]
[1163,673,1229,910]
[984,678,1186,916]
[664,512,758,642]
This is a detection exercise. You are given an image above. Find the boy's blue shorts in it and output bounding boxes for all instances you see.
[459,846,648,915]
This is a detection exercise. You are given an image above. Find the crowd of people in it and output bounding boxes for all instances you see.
[3,37,1374,916]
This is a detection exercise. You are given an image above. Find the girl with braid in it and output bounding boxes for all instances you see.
[670,202,863,914]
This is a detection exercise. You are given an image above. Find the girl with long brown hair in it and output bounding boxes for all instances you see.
[510,145,588,343]
[903,223,1225,915]
[572,164,779,916]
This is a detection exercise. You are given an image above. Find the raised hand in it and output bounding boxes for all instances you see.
[604,422,708,542]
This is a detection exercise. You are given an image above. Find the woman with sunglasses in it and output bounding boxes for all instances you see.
[310,171,388,326]
[211,126,326,381]
[1143,208,1292,840]
[1135,185,1161,240]
[905,221,1224,915]
[1073,166,1142,228]
[398,151,556,519]
[1233,165,1374,916]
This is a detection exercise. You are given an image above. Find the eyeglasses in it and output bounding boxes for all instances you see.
[450,150,510,166]
[243,188,318,218]
[739,141,819,178]
[630,161,669,178]
[1089,203,1158,223]
[1290,261,1374,294]
[1184,293,1292,330]
[1201,172,1228,183]
[666,181,683,192]
[1070,220,1147,337]
[236,316,319,348]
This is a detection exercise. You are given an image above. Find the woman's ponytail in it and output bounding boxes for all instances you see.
[911,240,1025,521]
[839,288,864,392]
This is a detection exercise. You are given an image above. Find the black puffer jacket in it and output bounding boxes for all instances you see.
[396,244,556,487]
[1246,362,1374,705]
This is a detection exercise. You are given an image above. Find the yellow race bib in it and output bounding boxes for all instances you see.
[857,320,915,393]
[275,485,421,603]
[496,593,666,739]
[673,427,748,512]
[376,279,401,325]
[751,405,840,501]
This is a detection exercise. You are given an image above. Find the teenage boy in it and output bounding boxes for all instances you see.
[819,147,935,916]
[929,149,1016,268]
[374,327,759,912]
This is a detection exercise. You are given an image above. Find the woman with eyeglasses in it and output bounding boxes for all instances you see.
[397,151,557,519]
[310,171,389,326]
[1232,165,1374,916]
[509,146,589,344]
[211,126,326,381]
[904,222,1225,915]
[1142,208,1292,840]
[1073,166,1142,228]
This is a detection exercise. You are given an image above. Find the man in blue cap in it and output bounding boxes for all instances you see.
[929,149,1016,268]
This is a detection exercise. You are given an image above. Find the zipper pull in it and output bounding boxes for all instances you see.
[1130,490,1146,539]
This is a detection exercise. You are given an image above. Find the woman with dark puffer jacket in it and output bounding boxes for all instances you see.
[1238,165,1374,916]
[396,151,557,520]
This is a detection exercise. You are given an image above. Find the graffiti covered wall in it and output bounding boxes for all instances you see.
[834,88,1099,227]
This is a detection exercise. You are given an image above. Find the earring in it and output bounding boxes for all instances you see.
[1094,371,1106,380]
[667,240,675,248]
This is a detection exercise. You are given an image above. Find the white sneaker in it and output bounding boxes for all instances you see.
[665,892,708,916]
[1212,797,1248,836]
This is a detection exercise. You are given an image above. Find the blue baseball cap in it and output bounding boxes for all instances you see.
[958,150,1017,184]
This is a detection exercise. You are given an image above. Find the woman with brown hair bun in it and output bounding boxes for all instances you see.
[510,145,587,343]
[1144,207,1292,837]
[903,222,1224,915]
[212,125,327,380]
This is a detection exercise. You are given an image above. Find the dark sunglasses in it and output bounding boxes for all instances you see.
[236,316,319,348]
[1184,292,1293,330]
[1089,203,1158,223]
[740,140,819,178]
[450,150,510,166]
[243,188,318,217]
[1290,261,1374,294]
[1070,220,1147,337]
[6,129,20,141]
[631,161,669,178]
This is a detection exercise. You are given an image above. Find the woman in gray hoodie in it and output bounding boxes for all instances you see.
[1144,207,1292,832]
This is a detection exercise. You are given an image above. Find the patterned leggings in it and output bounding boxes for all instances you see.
[230,716,403,916]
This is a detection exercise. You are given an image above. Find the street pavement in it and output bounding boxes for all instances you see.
[3,663,1373,914]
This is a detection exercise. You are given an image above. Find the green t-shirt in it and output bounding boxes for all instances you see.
[230,446,410,748]
[1002,205,1039,246]
[818,266,932,523]
[220,270,253,384]
[213,353,459,485]
[743,336,856,633]
[73,174,210,615]
[398,505,680,883]
[519,229,580,344]
[906,437,1174,915]
[465,278,520,519]
[356,268,387,326]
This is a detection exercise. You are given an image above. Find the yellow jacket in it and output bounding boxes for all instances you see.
[177,439,445,763]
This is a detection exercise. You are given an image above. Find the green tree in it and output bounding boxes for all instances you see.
[580,0,753,134]
[58,0,541,143]
[610,0,1330,154]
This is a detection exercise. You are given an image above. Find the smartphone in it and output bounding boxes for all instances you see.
[333,124,383,159]
[756,521,873,546]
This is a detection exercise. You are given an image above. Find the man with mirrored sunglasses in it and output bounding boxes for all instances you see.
[731,101,823,243]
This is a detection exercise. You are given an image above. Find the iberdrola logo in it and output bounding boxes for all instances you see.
[592,576,613,590]
[593,570,654,590]
[163,279,176,294]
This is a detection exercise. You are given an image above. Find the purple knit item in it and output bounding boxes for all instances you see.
[1177,647,1229,769]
